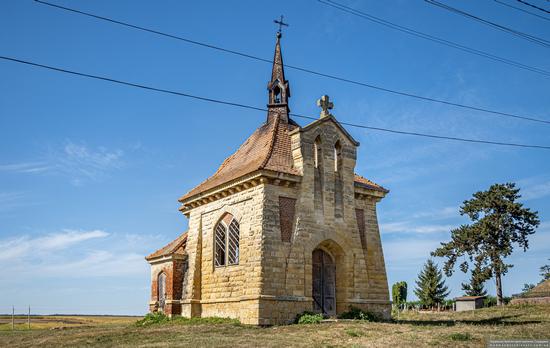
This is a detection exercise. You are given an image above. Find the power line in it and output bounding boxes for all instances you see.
[516,0,550,14]
[425,0,550,48]
[493,0,550,22]
[33,0,550,126]
[1,55,549,150]
[318,0,550,79]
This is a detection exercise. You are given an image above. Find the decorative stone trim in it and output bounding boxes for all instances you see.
[354,185,386,201]
[146,253,186,265]
[179,170,301,215]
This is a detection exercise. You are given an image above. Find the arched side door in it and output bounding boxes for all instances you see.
[312,249,336,316]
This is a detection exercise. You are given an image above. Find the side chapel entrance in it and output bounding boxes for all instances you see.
[312,248,336,316]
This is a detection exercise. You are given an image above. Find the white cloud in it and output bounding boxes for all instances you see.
[410,206,458,220]
[0,229,109,261]
[381,221,455,235]
[520,179,550,201]
[0,141,125,186]
[0,192,26,212]
[383,237,442,264]
[0,229,157,280]
[52,141,124,185]
[41,251,146,277]
[0,162,50,173]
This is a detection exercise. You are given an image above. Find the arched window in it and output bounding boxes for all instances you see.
[214,214,240,267]
[314,136,322,168]
[272,79,282,103]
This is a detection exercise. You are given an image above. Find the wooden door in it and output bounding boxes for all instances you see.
[312,249,336,316]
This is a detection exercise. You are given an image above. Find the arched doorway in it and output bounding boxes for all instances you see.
[312,248,336,316]
[158,272,166,313]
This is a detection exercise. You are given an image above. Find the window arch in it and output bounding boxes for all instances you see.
[214,213,240,267]
[334,141,342,172]
[314,136,322,168]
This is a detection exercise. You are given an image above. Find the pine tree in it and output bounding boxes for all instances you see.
[432,183,539,306]
[414,259,449,309]
[461,262,488,296]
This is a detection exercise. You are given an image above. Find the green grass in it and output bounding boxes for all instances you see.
[0,304,549,347]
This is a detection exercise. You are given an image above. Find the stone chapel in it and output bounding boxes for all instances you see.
[146,31,391,325]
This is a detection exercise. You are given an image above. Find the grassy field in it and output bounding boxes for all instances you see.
[0,304,549,347]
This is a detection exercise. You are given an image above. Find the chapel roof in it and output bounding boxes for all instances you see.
[145,231,188,261]
[179,116,299,201]
[178,32,387,202]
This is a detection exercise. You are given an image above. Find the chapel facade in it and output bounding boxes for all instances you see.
[145,32,391,325]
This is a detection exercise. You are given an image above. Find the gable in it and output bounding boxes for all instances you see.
[293,115,360,147]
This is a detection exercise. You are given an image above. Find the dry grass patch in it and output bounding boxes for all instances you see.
[0,304,548,347]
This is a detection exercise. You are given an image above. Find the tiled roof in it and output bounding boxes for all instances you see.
[179,116,387,202]
[145,232,188,261]
[180,116,299,201]
[354,174,388,193]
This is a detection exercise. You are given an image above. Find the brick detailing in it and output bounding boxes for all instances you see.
[355,208,366,250]
[279,196,296,242]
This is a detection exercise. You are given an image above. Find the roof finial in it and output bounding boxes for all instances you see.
[273,15,289,38]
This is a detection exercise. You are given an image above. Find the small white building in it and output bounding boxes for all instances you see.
[455,296,485,311]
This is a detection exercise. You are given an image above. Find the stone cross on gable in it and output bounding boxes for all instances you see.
[317,95,334,118]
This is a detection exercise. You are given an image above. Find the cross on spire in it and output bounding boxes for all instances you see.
[317,95,334,118]
[274,15,289,37]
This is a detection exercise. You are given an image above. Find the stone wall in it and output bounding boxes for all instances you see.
[180,183,266,324]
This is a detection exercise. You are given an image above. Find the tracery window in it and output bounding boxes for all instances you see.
[214,214,240,267]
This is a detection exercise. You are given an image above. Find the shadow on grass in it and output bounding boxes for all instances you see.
[395,314,541,327]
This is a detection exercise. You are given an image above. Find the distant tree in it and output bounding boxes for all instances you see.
[522,283,535,293]
[432,183,539,306]
[461,262,488,297]
[392,281,408,307]
[414,259,449,309]
[540,260,550,283]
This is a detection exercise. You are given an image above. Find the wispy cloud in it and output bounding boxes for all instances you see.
[383,237,442,264]
[519,177,550,201]
[381,221,455,235]
[41,250,146,277]
[410,206,459,220]
[0,141,125,186]
[0,162,50,173]
[0,192,26,212]
[0,230,162,280]
[0,229,109,261]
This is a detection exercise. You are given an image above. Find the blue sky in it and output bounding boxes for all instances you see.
[1,0,549,315]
